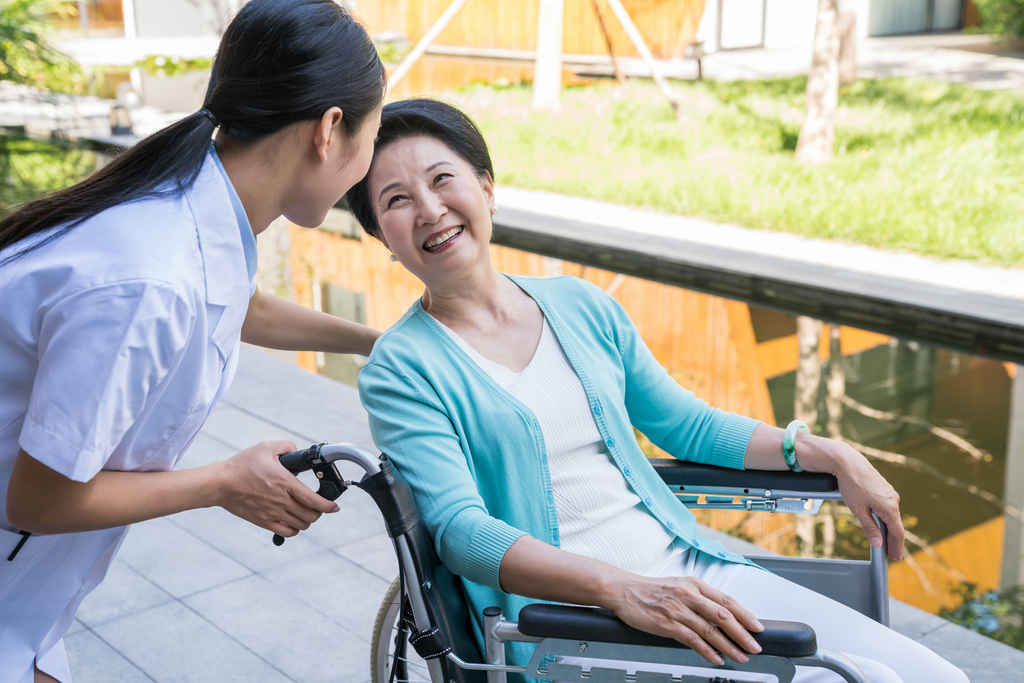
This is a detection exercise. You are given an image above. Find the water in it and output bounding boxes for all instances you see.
[4,136,1018,620]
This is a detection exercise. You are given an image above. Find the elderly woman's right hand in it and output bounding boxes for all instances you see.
[499,536,764,666]
[215,440,339,538]
[606,574,764,665]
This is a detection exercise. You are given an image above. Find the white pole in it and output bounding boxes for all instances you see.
[122,0,137,40]
[603,0,679,114]
[532,0,564,112]
[386,0,472,94]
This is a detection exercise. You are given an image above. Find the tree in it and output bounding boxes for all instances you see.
[0,0,78,90]
[795,0,840,165]
[794,316,824,556]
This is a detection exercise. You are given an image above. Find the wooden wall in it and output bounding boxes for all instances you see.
[355,0,708,95]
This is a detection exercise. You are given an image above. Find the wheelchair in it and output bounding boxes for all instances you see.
[276,443,890,683]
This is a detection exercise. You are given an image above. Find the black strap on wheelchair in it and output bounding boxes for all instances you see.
[389,558,452,683]
[395,561,451,661]
[401,601,451,660]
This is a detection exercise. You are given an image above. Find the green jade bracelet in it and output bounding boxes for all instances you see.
[783,420,810,473]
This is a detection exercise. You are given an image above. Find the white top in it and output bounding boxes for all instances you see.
[0,152,255,683]
[436,317,675,574]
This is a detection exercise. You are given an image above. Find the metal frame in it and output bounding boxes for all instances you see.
[674,482,890,626]
[321,442,882,683]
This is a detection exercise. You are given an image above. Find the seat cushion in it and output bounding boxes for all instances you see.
[517,604,817,658]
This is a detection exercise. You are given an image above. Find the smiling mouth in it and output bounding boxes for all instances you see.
[423,226,464,252]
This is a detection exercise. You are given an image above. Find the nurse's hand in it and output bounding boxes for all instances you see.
[215,441,340,537]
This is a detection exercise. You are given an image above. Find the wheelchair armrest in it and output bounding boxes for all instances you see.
[517,604,817,658]
[650,459,839,495]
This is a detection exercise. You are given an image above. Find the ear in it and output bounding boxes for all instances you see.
[479,171,495,213]
[313,107,345,163]
[374,228,390,250]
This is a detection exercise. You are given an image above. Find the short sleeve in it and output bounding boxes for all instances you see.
[19,281,194,482]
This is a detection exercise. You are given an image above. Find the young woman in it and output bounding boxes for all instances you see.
[0,2,385,681]
[350,99,967,682]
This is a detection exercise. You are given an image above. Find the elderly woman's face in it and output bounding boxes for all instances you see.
[368,135,495,282]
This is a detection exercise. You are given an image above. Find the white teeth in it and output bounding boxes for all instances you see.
[423,226,463,251]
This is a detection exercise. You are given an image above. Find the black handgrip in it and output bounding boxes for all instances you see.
[279,447,315,474]
[272,443,347,547]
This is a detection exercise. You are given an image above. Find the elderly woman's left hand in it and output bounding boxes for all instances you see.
[809,435,905,561]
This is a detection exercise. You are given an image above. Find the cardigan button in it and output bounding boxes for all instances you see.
[606,438,616,448]
[666,521,675,530]
[623,466,631,476]
[644,497,653,506]
[592,404,602,415]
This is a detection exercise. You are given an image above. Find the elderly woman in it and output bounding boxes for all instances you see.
[349,99,965,683]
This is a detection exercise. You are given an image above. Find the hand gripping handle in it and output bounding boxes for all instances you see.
[272,443,348,546]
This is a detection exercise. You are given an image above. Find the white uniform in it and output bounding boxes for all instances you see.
[0,150,256,683]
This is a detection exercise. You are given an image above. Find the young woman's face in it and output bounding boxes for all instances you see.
[285,106,382,228]
[368,135,495,284]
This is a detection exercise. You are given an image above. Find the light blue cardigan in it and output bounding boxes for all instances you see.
[358,274,761,669]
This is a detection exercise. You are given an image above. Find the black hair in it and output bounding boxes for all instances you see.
[346,98,493,238]
[0,0,385,266]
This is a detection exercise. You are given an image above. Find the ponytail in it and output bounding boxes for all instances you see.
[0,0,385,266]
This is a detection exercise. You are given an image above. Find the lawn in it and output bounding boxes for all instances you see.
[447,77,1024,267]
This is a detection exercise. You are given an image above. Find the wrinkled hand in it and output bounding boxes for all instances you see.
[215,441,338,538]
[821,437,905,561]
[610,574,764,665]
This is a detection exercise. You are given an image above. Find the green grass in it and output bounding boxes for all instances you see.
[449,77,1024,267]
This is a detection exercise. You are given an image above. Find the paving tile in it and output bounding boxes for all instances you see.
[199,404,311,453]
[226,348,373,449]
[301,489,388,550]
[888,600,950,641]
[93,601,292,683]
[169,505,323,574]
[174,431,236,470]
[64,628,155,683]
[66,618,86,637]
[262,548,391,639]
[76,558,174,628]
[116,518,251,598]
[915,620,1024,683]
[332,533,398,584]
[185,574,371,683]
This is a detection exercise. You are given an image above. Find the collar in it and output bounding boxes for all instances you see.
[185,152,252,308]
[208,144,258,281]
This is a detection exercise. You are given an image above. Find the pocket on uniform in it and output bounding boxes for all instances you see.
[0,526,53,596]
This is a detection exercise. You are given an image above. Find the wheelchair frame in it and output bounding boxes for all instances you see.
[289,443,887,683]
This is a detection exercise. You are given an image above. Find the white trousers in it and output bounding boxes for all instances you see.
[559,548,968,683]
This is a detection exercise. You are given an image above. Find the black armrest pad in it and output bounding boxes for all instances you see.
[650,459,838,494]
[517,604,817,658]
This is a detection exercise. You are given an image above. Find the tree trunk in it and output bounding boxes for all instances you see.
[795,0,841,165]
[794,316,824,556]
[533,0,564,112]
[825,324,844,440]
[838,6,857,85]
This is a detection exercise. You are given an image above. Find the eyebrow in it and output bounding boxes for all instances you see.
[377,160,456,204]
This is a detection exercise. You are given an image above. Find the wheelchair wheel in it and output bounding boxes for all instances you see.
[371,577,432,683]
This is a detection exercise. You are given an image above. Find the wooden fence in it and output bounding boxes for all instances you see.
[356,0,707,95]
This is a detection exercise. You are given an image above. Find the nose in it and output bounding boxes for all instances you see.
[415,190,446,227]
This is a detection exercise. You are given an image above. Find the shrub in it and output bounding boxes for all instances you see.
[940,582,1024,650]
[974,0,1024,39]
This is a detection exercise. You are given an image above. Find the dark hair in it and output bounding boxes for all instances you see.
[346,98,493,238]
[0,0,385,266]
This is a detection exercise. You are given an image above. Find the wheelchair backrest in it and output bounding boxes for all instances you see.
[357,456,486,683]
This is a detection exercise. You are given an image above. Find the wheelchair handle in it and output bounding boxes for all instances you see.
[271,443,383,547]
